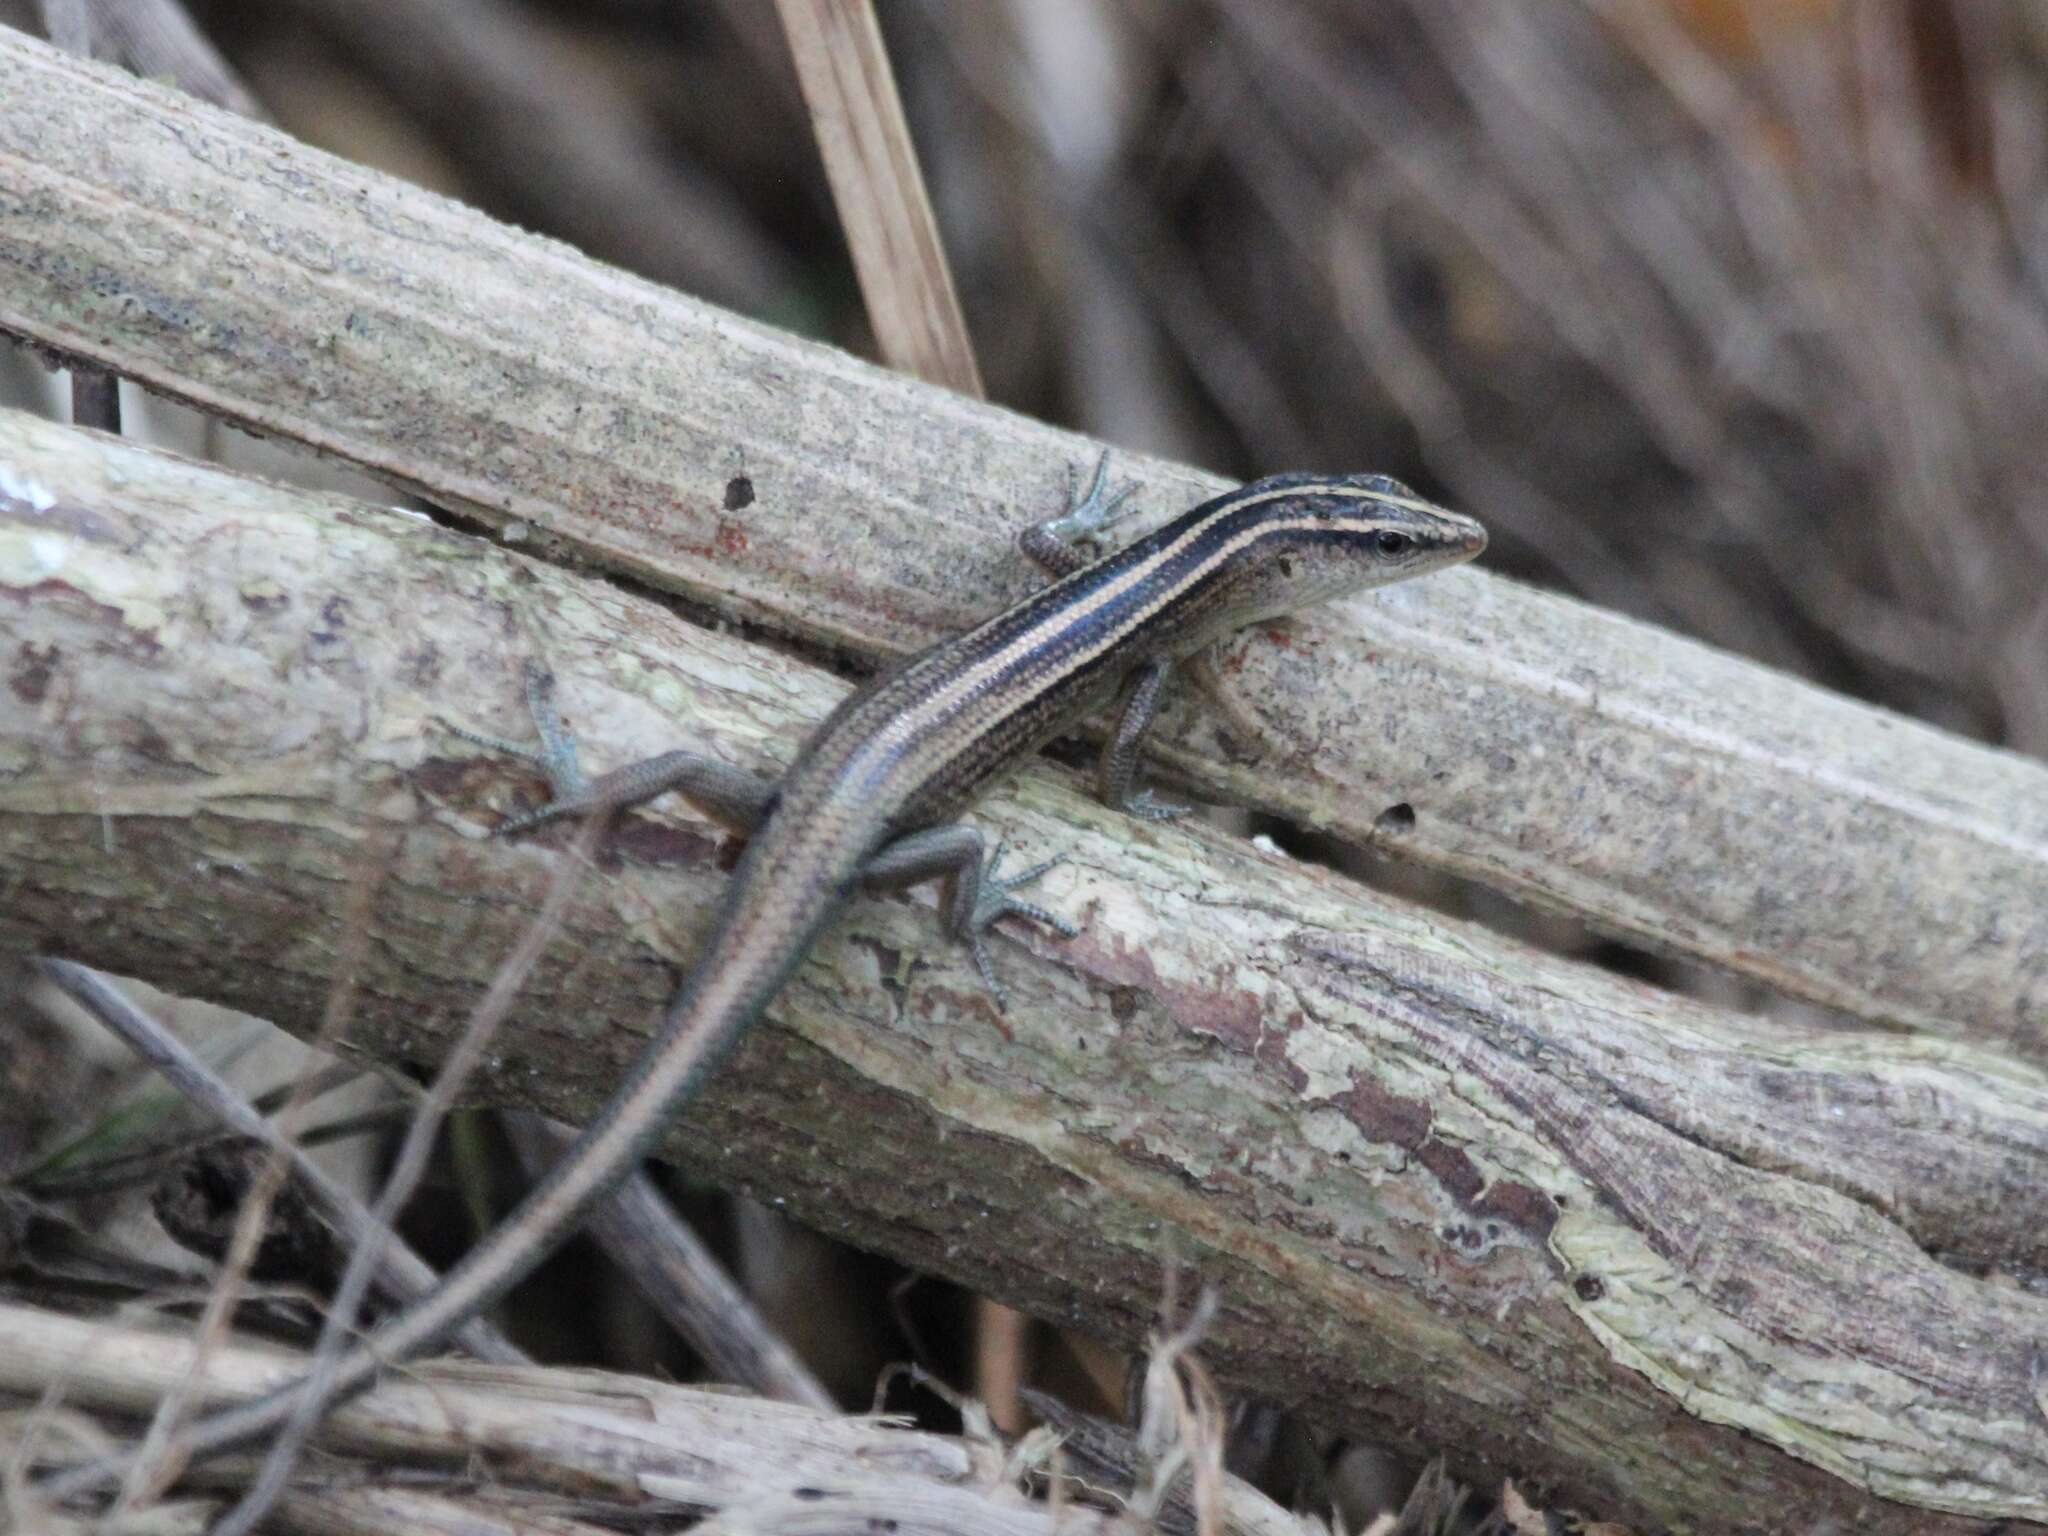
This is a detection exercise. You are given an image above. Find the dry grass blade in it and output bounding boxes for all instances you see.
[1016,1287,1316,1536]
[209,812,610,1535]
[774,0,983,394]
[34,0,88,52]
[76,0,266,117]
[101,832,387,1519]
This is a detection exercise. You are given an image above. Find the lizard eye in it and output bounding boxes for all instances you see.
[1373,530,1414,557]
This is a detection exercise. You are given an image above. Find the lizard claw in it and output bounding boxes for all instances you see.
[1044,452,1140,550]
[1123,788,1193,823]
[441,661,596,835]
[964,840,1079,1007]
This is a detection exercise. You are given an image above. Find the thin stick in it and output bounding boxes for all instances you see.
[973,1297,1027,1433]
[81,0,267,118]
[101,842,386,1516]
[36,0,91,53]
[504,1115,834,1412]
[30,961,525,1367]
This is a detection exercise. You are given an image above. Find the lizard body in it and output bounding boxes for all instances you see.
[50,458,1485,1497]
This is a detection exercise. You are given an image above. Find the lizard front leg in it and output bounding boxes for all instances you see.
[1021,455,1192,822]
[1018,450,1139,577]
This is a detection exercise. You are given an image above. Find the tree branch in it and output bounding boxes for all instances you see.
[3,411,2046,1532]
[0,1299,1113,1535]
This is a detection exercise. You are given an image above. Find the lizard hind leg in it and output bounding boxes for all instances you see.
[1097,658,1194,822]
[445,661,777,837]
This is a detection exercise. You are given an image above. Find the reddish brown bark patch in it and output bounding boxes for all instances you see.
[9,640,57,704]
[1335,1072,1558,1245]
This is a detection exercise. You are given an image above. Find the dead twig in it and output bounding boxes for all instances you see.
[502,1114,833,1412]
[775,0,982,393]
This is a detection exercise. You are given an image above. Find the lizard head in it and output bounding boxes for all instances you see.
[1174,471,1488,634]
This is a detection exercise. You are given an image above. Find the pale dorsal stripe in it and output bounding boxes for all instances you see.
[884,480,1415,747]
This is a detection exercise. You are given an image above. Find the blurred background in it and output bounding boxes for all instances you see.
[5,1,2046,1528]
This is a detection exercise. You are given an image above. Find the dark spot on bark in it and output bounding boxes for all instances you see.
[1374,802,1416,833]
[1574,1273,1605,1301]
[867,941,908,994]
[715,829,752,872]
[1416,1138,1484,1202]
[410,754,500,803]
[1472,1178,1559,1241]
[312,593,348,644]
[402,641,444,688]
[609,816,725,869]
[1110,986,1139,1021]
[9,641,57,703]
[239,587,288,614]
[724,475,755,511]
[131,721,175,763]
[1212,725,1263,765]
[1714,1275,1755,1313]
[1336,1076,1433,1149]
[1,579,150,651]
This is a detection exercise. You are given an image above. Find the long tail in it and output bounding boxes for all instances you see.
[50,823,859,1492]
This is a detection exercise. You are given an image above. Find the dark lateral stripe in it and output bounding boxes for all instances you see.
[893,498,1400,748]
